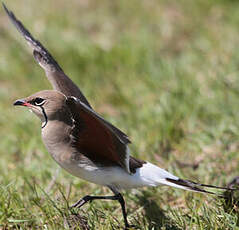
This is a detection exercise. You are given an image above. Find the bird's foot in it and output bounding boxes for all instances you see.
[70,195,91,209]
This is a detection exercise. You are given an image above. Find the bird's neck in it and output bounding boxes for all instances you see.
[41,116,73,158]
[47,107,73,127]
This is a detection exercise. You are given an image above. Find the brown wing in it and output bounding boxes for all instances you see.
[66,97,132,173]
[3,3,91,108]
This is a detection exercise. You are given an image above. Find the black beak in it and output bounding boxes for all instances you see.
[13,99,26,106]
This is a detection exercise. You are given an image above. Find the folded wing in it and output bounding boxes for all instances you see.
[65,97,137,173]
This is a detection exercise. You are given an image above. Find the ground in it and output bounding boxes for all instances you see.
[1,0,239,229]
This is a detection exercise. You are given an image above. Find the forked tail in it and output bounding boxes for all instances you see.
[164,178,233,196]
[140,163,234,196]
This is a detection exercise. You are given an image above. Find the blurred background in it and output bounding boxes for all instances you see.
[1,0,239,229]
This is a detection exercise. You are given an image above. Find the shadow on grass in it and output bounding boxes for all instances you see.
[136,190,180,230]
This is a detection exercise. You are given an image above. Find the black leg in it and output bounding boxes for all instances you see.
[114,193,131,229]
[71,191,133,229]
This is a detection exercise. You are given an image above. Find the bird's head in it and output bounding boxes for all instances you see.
[13,90,67,128]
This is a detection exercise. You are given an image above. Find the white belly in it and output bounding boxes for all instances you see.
[58,160,179,191]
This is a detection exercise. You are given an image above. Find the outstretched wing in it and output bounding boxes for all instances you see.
[3,3,91,108]
[66,97,133,173]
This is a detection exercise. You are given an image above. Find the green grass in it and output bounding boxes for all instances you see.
[1,0,239,229]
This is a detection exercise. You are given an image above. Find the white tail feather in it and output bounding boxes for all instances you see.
[136,162,192,190]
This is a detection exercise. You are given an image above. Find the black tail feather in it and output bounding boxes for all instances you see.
[185,179,235,190]
[166,178,235,197]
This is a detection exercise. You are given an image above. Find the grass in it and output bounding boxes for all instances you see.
[1,0,239,229]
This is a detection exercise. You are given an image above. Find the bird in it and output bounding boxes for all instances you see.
[4,3,234,229]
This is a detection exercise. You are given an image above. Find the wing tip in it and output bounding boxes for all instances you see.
[2,2,16,23]
[2,2,8,12]
[2,2,11,18]
[2,2,29,38]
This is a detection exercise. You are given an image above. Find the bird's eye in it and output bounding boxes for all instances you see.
[33,97,45,106]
